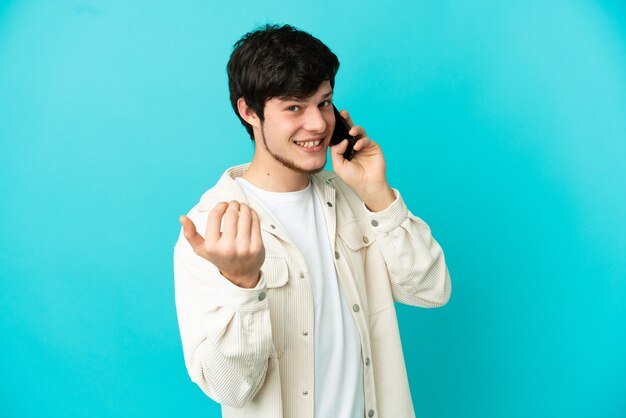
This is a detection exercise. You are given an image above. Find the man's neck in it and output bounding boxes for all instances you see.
[241,157,311,192]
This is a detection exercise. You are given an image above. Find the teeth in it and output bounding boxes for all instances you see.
[295,140,321,148]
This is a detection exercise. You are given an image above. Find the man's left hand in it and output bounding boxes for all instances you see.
[330,109,396,212]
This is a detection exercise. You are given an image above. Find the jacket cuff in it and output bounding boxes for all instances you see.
[212,270,269,313]
[363,189,408,233]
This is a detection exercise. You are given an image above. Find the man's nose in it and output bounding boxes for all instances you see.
[302,107,327,133]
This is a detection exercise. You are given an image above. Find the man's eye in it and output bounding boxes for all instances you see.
[287,105,300,112]
[320,100,331,108]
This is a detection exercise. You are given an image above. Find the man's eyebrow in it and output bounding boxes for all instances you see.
[279,90,334,103]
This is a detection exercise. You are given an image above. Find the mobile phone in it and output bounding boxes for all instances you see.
[330,105,358,160]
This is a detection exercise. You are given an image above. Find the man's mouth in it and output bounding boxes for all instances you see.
[294,139,323,149]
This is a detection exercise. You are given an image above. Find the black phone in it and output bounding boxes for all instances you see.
[330,105,358,160]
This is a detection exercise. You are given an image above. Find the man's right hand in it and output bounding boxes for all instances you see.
[180,201,265,289]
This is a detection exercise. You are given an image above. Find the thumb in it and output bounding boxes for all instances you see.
[180,215,205,252]
[330,139,349,165]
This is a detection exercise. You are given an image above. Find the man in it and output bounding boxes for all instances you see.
[174,24,451,418]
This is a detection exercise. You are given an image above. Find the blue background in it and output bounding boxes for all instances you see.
[1,1,625,417]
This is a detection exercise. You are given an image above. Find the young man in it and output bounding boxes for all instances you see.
[174,24,451,418]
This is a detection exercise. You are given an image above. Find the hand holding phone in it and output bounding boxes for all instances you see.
[330,105,358,160]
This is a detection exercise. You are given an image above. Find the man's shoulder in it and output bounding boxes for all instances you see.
[313,170,358,199]
[312,169,366,218]
[312,169,337,183]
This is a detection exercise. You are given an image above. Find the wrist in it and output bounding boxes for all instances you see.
[221,270,261,289]
[361,185,396,212]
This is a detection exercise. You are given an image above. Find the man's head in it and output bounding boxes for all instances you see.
[227,24,340,140]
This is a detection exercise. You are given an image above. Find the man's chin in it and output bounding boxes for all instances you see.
[301,157,328,174]
[305,165,325,175]
[266,145,326,175]
[291,162,325,175]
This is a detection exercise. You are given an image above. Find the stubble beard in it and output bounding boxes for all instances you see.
[260,124,326,175]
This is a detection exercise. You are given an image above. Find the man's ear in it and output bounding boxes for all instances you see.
[237,98,261,129]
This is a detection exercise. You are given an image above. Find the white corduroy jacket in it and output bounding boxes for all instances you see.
[174,164,451,418]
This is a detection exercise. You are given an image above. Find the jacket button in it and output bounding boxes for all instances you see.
[353,304,360,312]
[303,331,308,336]
[365,357,370,366]
[258,292,266,301]
[368,409,375,417]
[371,220,379,227]
[327,201,333,207]
[299,272,305,279]
[362,236,369,244]
[334,251,340,259]
[270,224,276,229]
[303,390,308,396]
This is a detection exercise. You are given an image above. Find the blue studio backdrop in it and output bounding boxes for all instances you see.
[1,1,625,417]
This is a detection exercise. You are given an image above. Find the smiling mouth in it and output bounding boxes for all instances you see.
[293,139,323,148]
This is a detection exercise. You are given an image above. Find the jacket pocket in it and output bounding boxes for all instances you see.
[339,220,395,315]
[262,255,289,289]
[337,220,374,251]
[260,255,289,357]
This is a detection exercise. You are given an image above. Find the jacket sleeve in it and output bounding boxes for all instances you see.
[173,208,273,408]
[364,189,452,308]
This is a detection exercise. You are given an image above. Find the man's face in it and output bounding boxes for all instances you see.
[256,81,336,175]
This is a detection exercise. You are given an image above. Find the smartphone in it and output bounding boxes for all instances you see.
[330,105,358,160]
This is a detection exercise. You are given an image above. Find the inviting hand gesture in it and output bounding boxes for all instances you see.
[180,201,265,288]
[330,110,396,212]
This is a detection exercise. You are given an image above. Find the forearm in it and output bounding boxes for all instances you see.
[359,183,397,213]
[186,306,272,407]
[365,190,451,307]
[174,246,273,407]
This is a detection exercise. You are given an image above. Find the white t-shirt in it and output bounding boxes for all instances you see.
[235,177,364,418]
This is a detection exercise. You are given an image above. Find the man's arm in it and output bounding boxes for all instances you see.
[364,190,451,307]
[330,110,451,307]
[173,201,272,407]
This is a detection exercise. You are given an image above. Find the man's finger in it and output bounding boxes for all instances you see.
[330,138,349,158]
[352,136,371,152]
[340,109,354,127]
[349,125,366,139]
[180,215,205,252]
[205,202,228,242]
[221,200,241,242]
[236,203,252,245]
[249,209,263,251]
